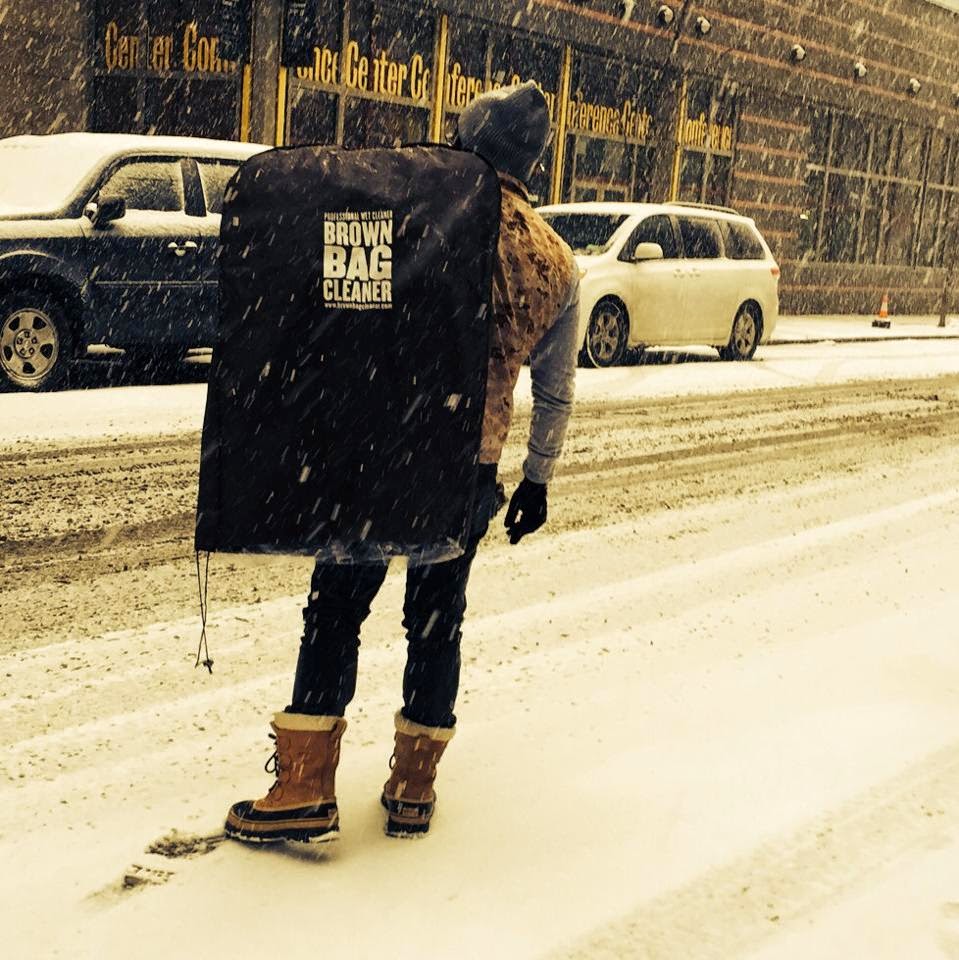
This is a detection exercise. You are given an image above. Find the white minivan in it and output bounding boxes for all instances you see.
[537,201,780,367]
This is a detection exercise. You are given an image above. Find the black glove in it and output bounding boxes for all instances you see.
[504,477,547,544]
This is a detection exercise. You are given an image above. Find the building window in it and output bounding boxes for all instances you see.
[562,50,657,203]
[91,0,245,139]
[676,77,736,206]
[284,0,342,145]
[341,98,428,147]
[917,131,959,268]
[801,108,940,267]
[444,18,561,204]
[282,0,435,148]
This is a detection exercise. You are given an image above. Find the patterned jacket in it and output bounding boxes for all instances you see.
[480,175,580,484]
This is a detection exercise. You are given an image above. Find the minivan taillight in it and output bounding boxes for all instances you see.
[770,265,781,278]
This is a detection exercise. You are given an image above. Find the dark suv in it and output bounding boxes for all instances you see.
[0,133,267,390]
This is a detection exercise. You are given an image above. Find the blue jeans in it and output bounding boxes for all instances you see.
[289,465,503,728]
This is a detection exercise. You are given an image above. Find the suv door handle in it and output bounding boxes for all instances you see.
[167,240,198,257]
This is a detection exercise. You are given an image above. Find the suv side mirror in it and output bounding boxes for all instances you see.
[88,196,126,228]
[631,242,664,262]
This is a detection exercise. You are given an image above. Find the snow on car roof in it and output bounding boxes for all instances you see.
[538,201,755,223]
[0,131,269,162]
[0,133,269,215]
[538,202,661,216]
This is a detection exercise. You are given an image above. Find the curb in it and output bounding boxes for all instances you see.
[770,333,959,346]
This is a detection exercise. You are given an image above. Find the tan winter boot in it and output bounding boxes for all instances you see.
[381,711,455,838]
[225,712,347,844]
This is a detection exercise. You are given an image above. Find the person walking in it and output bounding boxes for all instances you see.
[225,81,580,844]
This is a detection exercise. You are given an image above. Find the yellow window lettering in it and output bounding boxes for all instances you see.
[105,21,140,71]
[297,45,336,81]
[372,52,407,96]
[319,46,338,84]
[409,54,430,102]
[182,22,226,73]
[342,41,369,90]
[150,34,173,71]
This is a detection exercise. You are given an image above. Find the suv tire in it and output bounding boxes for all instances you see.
[719,302,761,361]
[0,290,73,391]
[579,298,628,368]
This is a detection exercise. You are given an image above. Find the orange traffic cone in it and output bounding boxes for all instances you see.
[872,291,891,328]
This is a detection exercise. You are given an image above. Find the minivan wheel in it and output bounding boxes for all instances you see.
[719,302,761,361]
[0,292,73,391]
[579,299,628,368]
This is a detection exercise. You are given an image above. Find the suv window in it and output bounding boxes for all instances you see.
[722,220,767,260]
[678,217,723,259]
[198,160,240,215]
[99,160,184,212]
[622,215,679,259]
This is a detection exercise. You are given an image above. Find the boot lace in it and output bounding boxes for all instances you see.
[264,734,283,796]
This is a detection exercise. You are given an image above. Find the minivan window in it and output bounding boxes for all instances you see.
[98,160,185,212]
[723,220,767,260]
[539,213,627,255]
[623,215,679,259]
[678,217,723,258]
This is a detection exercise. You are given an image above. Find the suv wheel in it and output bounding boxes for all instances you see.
[580,299,628,368]
[0,291,73,391]
[719,302,761,361]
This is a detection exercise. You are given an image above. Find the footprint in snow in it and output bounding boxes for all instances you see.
[87,830,225,903]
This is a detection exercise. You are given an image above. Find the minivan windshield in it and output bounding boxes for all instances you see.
[0,138,98,212]
[539,213,627,255]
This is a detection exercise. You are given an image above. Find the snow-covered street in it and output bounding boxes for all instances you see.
[3,337,959,959]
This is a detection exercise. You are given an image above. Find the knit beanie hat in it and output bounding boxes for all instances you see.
[456,81,551,184]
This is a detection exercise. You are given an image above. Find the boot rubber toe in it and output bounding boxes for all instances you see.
[381,792,434,838]
[225,799,339,844]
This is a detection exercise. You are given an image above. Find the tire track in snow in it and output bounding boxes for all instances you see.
[553,739,959,960]
[6,485,957,788]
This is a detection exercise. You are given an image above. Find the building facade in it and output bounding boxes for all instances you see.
[2,0,958,313]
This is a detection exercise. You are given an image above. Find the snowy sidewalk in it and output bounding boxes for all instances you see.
[772,313,959,344]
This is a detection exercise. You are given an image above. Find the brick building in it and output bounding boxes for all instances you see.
[2,0,958,312]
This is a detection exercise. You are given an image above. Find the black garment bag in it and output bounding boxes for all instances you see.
[195,145,500,563]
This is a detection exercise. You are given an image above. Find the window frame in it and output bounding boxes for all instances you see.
[619,213,680,261]
[719,219,767,261]
[676,76,738,207]
[676,215,724,260]
[91,154,193,214]
[193,158,242,216]
[803,108,944,268]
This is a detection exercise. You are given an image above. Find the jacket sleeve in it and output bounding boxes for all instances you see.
[523,271,580,485]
